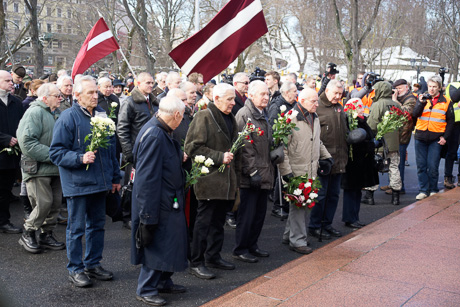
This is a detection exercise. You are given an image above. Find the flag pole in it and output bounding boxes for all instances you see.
[96,10,137,79]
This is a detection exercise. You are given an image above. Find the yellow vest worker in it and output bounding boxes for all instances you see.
[415,96,451,133]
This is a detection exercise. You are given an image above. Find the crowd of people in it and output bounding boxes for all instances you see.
[1,63,460,306]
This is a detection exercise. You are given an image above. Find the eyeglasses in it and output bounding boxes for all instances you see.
[49,94,62,98]
[236,81,249,85]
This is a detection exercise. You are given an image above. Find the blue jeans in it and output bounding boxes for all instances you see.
[309,173,341,229]
[66,191,107,273]
[415,139,442,194]
[399,143,409,191]
[342,189,361,223]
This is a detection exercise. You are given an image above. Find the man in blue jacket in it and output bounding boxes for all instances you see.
[50,76,122,288]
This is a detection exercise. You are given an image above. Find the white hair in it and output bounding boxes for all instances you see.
[156,71,167,82]
[57,69,68,77]
[56,75,73,89]
[37,83,59,100]
[167,88,185,98]
[233,72,248,83]
[74,75,96,94]
[427,75,443,89]
[213,83,234,101]
[179,81,195,92]
[280,81,296,95]
[326,79,343,90]
[248,80,267,96]
[158,96,185,115]
[137,72,152,83]
[166,71,181,86]
[97,77,112,86]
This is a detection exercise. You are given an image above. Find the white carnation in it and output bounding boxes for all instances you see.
[307,199,312,203]
[280,105,287,113]
[201,166,209,174]
[293,188,302,196]
[204,158,214,167]
[306,182,311,188]
[111,102,118,108]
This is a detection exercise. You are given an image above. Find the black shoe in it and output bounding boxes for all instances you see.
[189,265,216,279]
[122,220,132,230]
[232,253,258,263]
[324,226,342,237]
[158,284,186,294]
[361,190,375,205]
[289,245,313,254]
[57,213,67,225]
[345,222,362,229]
[250,248,269,257]
[271,209,289,219]
[38,231,65,250]
[356,221,366,227]
[19,230,42,254]
[0,222,22,234]
[69,272,93,288]
[391,189,400,206]
[282,238,289,245]
[206,259,235,270]
[136,295,166,306]
[308,228,331,240]
[84,266,113,281]
[225,218,236,229]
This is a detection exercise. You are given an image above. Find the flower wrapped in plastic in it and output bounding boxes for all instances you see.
[272,106,299,147]
[283,173,321,209]
[84,116,116,170]
[375,106,410,140]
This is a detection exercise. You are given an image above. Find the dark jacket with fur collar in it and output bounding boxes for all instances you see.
[117,87,157,162]
[184,102,241,200]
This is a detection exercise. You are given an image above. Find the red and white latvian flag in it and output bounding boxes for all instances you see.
[71,18,120,79]
[169,0,268,83]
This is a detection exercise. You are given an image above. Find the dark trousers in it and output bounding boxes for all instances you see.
[136,265,173,296]
[271,172,289,213]
[0,169,16,226]
[399,143,409,191]
[309,173,342,229]
[342,189,362,223]
[191,199,233,266]
[233,188,268,255]
[444,123,460,177]
[122,163,133,222]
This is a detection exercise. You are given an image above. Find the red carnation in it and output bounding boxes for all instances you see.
[303,186,312,196]
[308,202,315,209]
[245,135,250,140]
[299,182,305,189]
[258,130,264,136]
[288,110,293,115]
[250,140,254,144]
[286,118,291,124]
[280,112,285,117]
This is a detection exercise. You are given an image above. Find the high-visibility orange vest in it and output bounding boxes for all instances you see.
[362,90,375,114]
[415,96,450,133]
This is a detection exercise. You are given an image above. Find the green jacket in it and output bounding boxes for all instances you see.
[367,82,401,152]
[17,100,60,181]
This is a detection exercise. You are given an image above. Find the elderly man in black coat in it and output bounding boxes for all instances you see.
[131,96,188,306]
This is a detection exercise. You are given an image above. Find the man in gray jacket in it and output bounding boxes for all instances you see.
[17,83,65,254]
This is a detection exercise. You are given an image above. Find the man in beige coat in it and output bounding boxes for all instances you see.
[279,88,331,254]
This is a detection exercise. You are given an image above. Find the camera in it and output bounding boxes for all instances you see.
[365,73,384,87]
[439,67,449,74]
[221,73,234,85]
[421,93,432,102]
[325,62,339,76]
[249,67,266,82]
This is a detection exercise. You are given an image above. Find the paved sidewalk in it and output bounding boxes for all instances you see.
[205,189,460,306]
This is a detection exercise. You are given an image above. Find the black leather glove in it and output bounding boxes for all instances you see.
[318,158,334,177]
[250,173,262,189]
[282,173,294,183]
[270,145,285,165]
[135,223,158,248]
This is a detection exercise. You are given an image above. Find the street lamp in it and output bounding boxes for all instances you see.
[410,58,428,83]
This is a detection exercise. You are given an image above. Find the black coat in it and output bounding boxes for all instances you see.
[341,117,379,190]
[131,116,188,272]
[98,92,120,124]
[267,95,295,126]
[232,91,245,115]
[0,94,23,169]
[14,83,27,101]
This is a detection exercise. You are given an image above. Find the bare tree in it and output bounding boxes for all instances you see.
[24,0,45,76]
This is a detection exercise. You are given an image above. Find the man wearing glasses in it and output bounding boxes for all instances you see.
[17,83,65,253]
[232,72,250,115]
[188,72,204,102]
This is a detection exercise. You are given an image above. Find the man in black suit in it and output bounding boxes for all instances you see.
[11,65,27,101]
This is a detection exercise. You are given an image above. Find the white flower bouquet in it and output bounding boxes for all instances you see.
[185,155,214,190]
[84,116,116,170]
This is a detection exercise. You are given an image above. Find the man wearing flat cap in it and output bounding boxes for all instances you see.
[11,65,27,100]
[391,79,416,194]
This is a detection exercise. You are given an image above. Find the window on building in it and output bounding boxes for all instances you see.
[47,6,51,16]
[48,56,53,65]
[47,23,52,32]
[3,2,7,11]
[67,9,71,18]
[57,42,62,49]
[57,8,61,17]
[67,25,72,34]
[57,24,62,33]
[13,2,19,12]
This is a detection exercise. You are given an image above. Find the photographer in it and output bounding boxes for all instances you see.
[317,63,339,96]
[443,82,460,189]
[349,72,383,116]
[413,75,454,200]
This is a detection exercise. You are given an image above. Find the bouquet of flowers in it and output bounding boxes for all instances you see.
[0,144,21,156]
[272,105,299,147]
[185,155,214,190]
[84,116,116,170]
[218,118,263,172]
[108,102,118,119]
[344,99,362,131]
[375,106,410,140]
[283,173,321,209]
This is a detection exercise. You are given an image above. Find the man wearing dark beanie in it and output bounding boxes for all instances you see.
[11,65,27,100]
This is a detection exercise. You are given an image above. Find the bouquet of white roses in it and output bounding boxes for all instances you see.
[84,116,116,170]
[185,155,214,189]
[272,105,299,147]
[108,102,118,119]
[0,144,21,156]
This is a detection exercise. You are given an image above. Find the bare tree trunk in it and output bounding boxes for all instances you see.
[120,27,135,77]
[235,54,245,73]
[24,0,44,76]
